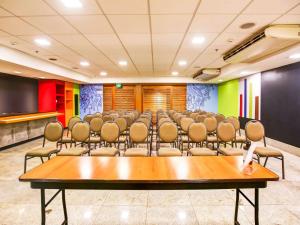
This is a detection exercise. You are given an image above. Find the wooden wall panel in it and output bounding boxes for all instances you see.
[114,86,135,110]
[103,86,113,111]
[171,86,186,112]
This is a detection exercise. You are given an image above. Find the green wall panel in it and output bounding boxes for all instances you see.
[73,83,80,116]
[218,79,238,117]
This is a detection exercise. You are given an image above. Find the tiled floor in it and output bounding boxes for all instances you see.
[0,138,299,225]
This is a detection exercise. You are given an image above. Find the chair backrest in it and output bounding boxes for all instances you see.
[190,113,198,120]
[227,116,240,131]
[90,117,103,133]
[188,122,207,143]
[158,117,171,127]
[245,120,265,142]
[217,121,236,142]
[44,121,64,142]
[180,117,194,132]
[115,117,127,133]
[137,117,151,128]
[204,116,218,133]
[123,115,134,128]
[130,122,148,143]
[103,115,113,122]
[71,122,90,142]
[215,114,226,124]
[83,114,94,123]
[159,122,178,142]
[196,114,206,123]
[101,122,120,142]
[94,112,102,117]
[67,116,81,131]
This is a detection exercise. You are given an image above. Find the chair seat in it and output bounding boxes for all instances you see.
[119,136,127,142]
[158,147,182,156]
[91,147,119,156]
[219,147,244,156]
[207,136,217,142]
[124,148,148,156]
[189,147,216,156]
[236,135,246,142]
[26,146,59,157]
[57,147,88,156]
[60,136,72,143]
[88,136,101,143]
[254,147,282,157]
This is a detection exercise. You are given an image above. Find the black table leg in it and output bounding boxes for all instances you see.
[255,188,259,225]
[234,188,240,225]
[41,189,46,225]
[62,189,68,225]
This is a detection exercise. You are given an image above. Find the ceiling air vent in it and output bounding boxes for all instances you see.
[193,68,221,81]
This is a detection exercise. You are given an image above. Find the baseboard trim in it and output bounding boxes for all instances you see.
[0,135,43,152]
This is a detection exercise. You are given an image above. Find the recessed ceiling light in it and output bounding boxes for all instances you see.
[80,61,90,67]
[289,53,300,59]
[34,38,51,46]
[172,71,179,76]
[118,60,128,66]
[13,71,21,74]
[218,79,223,82]
[61,0,82,8]
[178,60,187,66]
[100,71,107,76]
[240,22,255,29]
[39,77,45,79]
[240,71,250,75]
[192,36,205,44]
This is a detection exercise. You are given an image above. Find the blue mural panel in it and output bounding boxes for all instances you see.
[80,84,103,119]
[186,84,218,112]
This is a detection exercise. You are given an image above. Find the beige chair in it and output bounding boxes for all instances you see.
[179,117,194,151]
[245,120,285,179]
[91,122,120,156]
[204,116,218,148]
[89,117,103,148]
[59,116,81,148]
[57,122,90,156]
[187,123,216,156]
[227,116,247,147]
[217,121,244,156]
[157,122,182,156]
[124,122,149,156]
[83,114,94,123]
[103,115,113,122]
[115,117,128,150]
[94,112,102,117]
[24,121,63,173]
[215,114,226,124]
[195,114,206,123]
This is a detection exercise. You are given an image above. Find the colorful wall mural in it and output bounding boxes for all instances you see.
[186,84,218,112]
[238,73,261,120]
[80,84,103,119]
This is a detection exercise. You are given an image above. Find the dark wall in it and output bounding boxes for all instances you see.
[261,62,300,147]
[0,74,38,116]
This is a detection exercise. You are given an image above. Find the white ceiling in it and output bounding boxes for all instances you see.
[0,0,299,81]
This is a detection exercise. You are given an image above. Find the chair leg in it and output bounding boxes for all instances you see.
[263,157,268,167]
[256,154,261,164]
[24,156,28,173]
[40,157,44,163]
[281,156,285,179]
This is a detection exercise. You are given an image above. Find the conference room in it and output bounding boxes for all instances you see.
[0,0,300,224]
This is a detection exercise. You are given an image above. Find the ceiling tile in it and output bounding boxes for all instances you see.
[0,0,56,16]
[152,33,184,71]
[172,33,219,69]
[207,57,227,68]
[0,17,42,35]
[108,15,149,33]
[197,0,251,14]
[65,15,113,34]
[52,34,120,71]
[225,14,280,33]
[192,50,220,68]
[22,16,78,34]
[0,8,13,16]
[150,0,199,14]
[274,14,300,24]
[189,14,236,33]
[151,15,192,33]
[45,0,102,15]
[287,4,300,14]
[97,0,148,14]
[243,0,300,14]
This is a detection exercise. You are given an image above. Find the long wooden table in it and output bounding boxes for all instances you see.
[0,112,62,124]
[19,156,279,225]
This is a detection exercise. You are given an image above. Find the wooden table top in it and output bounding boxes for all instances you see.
[19,156,279,184]
[0,112,62,124]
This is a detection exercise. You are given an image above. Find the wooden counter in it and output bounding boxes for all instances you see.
[0,112,62,124]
